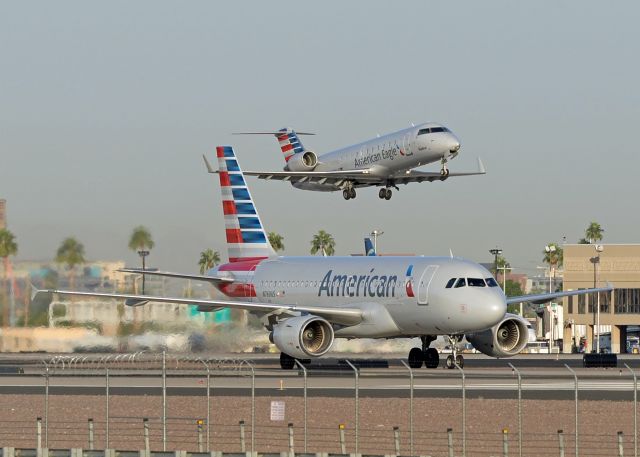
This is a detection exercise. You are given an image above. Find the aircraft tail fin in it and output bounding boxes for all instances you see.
[276,127,308,163]
[213,146,277,263]
[364,237,376,256]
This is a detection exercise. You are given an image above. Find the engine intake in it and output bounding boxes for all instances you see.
[285,151,318,171]
[466,313,529,358]
[271,315,334,358]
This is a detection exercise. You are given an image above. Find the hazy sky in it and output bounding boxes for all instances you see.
[2,1,639,275]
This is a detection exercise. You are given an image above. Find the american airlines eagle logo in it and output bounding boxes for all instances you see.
[405,264,415,298]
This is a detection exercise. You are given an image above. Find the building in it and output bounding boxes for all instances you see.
[563,244,640,353]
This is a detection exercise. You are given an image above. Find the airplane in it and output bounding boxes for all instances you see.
[235,124,486,201]
[35,145,610,370]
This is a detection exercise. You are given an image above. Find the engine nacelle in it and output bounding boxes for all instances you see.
[271,315,334,358]
[466,313,529,358]
[285,151,318,171]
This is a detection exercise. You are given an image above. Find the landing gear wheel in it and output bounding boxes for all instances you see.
[343,189,350,200]
[384,188,392,200]
[280,352,295,370]
[455,354,464,368]
[349,188,356,199]
[424,347,439,369]
[446,354,455,369]
[408,347,424,369]
[379,188,386,199]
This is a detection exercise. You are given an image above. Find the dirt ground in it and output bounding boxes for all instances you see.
[0,392,636,457]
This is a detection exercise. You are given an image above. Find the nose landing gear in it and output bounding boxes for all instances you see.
[445,335,464,369]
[440,158,450,180]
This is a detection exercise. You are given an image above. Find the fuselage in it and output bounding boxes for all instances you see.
[211,256,506,338]
[293,122,461,191]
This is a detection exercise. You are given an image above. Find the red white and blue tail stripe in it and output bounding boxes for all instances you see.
[276,127,306,162]
[216,146,276,264]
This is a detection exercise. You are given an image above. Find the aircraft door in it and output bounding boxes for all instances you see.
[417,265,438,305]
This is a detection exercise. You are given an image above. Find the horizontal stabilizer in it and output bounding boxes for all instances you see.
[118,268,234,285]
[233,131,315,136]
[125,298,149,307]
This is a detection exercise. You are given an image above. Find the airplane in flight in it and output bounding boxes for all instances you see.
[35,146,609,369]
[234,123,486,200]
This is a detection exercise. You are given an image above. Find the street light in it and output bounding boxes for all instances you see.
[489,247,502,278]
[592,244,604,353]
[544,244,558,350]
[370,230,384,254]
[138,250,150,294]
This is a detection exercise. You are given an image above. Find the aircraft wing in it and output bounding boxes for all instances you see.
[390,158,486,184]
[506,285,613,305]
[118,268,234,285]
[34,289,363,326]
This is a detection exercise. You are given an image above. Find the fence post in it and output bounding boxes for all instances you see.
[345,360,359,455]
[508,364,522,457]
[143,418,150,453]
[246,362,256,455]
[36,417,42,450]
[44,366,49,448]
[400,360,414,457]
[199,359,211,452]
[502,428,509,457]
[626,364,638,457]
[454,363,466,457]
[295,360,308,452]
[564,364,578,457]
[619,431,625,457]
[447,428,454,457]
[339,424,346,454]
[198,420,204,452]
[558,429,565,457]
[88,418,94,450]
[162,350,167,452]
[240,420,246,453]
[393,426,400,456]
[288,423,294,455]
[106,367,110,449]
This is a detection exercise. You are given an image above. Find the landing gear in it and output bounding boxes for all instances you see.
[280,352,295,370]
[378,188,392,200]
[445,335,464,369]
[405,335,439,369]
[408,347,424,368]
[425,347,440,369]
[440,158,450,180]
[342,183,357,200]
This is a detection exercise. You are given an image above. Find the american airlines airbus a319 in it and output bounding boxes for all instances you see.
[232,123,485,200]
[36,146,609,369]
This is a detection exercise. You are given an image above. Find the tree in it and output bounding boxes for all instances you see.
[55,237,85,291]
[268,232,285,252]
[542,242,563,269]
[310,230,335,256]
[128,226,154,294]
[585,222,604,244]
[0,229,18,327]
[198,249,221,274]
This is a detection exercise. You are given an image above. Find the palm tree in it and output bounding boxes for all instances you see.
[268,232,285,252]
[0,229,18,328]
[198,249,221,274]
[310,230,336,256]
[585,222,604,244]
[128,226,154,294]
[55,237,85,291]
[542,242,563,292]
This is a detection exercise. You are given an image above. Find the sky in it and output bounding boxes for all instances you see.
[1,1,639,275]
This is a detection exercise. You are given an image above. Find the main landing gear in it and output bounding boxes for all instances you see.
[444,335,464,369]
[407,335,440,369]
[378,188,392,200]
[342,182,356,200]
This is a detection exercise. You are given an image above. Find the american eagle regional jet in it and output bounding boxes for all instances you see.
[234,123,485,200]
[35,146,609,369]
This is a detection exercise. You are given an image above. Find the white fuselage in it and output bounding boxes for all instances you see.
[212,256,506,338]
[293,123,461,191]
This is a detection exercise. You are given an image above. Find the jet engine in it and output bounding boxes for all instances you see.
[271,315,334,358]
[285,151,318,171]
[466,313,529,358]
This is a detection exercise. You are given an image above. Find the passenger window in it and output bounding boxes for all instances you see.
[485,278,499,287]
[454,278,466,288]
[445,278,456,288]
[467,278,486,287]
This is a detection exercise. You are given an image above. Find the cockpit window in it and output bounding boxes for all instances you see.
[467,278,486,287]
[485,277,499,287]
[418,126,448,136]
[445,278,456,288]
[454,278,466,288]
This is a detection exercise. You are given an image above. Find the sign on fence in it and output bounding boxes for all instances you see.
[270,401,285,421]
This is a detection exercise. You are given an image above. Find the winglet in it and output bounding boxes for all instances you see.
[30,283,40,302]
[477,157,486,174]
[202,154,217,174]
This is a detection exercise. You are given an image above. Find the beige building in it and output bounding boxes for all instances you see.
[563,244,640,353]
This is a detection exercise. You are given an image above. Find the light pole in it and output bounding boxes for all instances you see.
[544,245,557,349]
[593,244,604,353]
[489,247,502,278]
[370,229,384,254]
[138,249,149,294]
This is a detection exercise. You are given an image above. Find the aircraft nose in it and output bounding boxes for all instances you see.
[449,138,461,153]
[475,291,507,329]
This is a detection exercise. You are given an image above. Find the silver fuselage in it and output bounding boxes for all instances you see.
[212,256,506,338]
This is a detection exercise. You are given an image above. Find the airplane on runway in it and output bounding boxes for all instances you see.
[35,146,610,370]
[233,124,485,200]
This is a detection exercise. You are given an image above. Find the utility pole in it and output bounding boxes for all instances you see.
[370,230,384,255]
[489,247,502,278]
